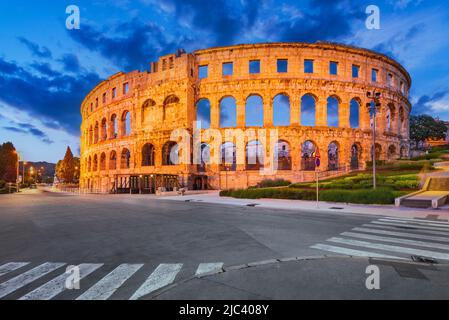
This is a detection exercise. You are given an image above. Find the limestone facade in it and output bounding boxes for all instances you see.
[80,43,412,193]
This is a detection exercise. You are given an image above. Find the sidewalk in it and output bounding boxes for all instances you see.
[161,191,449,220]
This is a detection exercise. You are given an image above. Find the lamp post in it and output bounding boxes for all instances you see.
[366,90,382,189]
[22,161,27,185]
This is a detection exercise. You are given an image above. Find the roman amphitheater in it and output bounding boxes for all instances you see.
[80,42,411,193]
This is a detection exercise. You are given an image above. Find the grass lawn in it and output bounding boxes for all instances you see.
[220,157,444,205]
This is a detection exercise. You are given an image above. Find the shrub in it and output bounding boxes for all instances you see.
[319,188,397,204]
[254,178,292,188]
[220,188,316,200]
[0,180,5,189]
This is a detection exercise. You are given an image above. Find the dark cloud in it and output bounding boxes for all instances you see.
[3,122,54,144]
[30,62,60,78]
[0,57,101,136]
[17,37,52,59]
[59,54,81,73]
[412,90,449,116]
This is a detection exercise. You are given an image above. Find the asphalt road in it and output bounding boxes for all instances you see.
[0,190,448,299]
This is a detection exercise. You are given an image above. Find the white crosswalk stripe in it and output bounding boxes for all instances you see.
[76,264,143,300]
[0,262,65,299]
[195,263,224,276]
[311,217,449,262]
[130,264,183,300]
[20,263,103,300]
[0,262,29,277]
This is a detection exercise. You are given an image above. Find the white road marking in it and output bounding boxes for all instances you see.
[195,263,224,276]
[353,227,449,243]
[0,262,29,277]
[363,224,449,236]
[384,216,449,225]
[370,221,449,232]
[129,264,182,300]
[76,264,143,300]
[0,262,65,299]
[19,263,103,300]
[328,237,449,260]
[379,218,449,228]
[341,232,449,251]
[310,244,405,260]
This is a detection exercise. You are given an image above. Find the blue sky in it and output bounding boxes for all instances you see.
[1,0,449,162]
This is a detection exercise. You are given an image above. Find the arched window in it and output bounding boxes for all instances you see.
[88,156,92,172]
[110,114,118,139]
[141,143,155,166]
[220,142,236,171]
[94,122,99,144]
[301,140,316,171]
[121,148,131,169]
[100,153,106,171]
[246,140,264,170]
[328,142,339,170]
[198,143,211,172]
[163,95,180,121]
[93,154,98,171]
[122,111,131,136]
[245,95,263,127]
[388,145,396,160]
[327,97,339,127]
[274,140,291,170]
[109,151,117,170]
[386,104,395,132]
[301,94,316,126]
[371,143,382,161]
[89,126,93,145]
[196,99,211,129]
[400,145,407,159]
[101,118,107,141]
[142,99,156,125]
[273,94,290,126]
[349,99,360,128]
[350,143,361,169]
[399,107,405,135]
[220,96,237,128]
[162,141,179,166]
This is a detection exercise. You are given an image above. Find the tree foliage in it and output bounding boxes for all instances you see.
[410,115,447,147]
[55,147,80,184]
[0,142,18,182]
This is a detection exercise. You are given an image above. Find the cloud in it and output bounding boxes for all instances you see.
[17,37,52,59]
[59,54,81,73]
[30,62,60,78]
[412,90,449,116]
[3,122,54,144]
[0,57,101,136]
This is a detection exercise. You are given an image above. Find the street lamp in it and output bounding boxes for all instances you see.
[22,161,27,184]
[366,90,382,189]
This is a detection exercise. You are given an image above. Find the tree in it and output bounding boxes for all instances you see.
[410,115,447,149]
[56,147,79,184]
[0,142,18,182]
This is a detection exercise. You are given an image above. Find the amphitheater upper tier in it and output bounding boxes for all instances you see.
[80,42,412,193]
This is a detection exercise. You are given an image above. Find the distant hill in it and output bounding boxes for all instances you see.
[19,161,56,178]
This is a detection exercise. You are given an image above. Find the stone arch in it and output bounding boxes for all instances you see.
[301,140,317,171]
[273,93,290,126]
[198,142,211,172]
[328,141,339,170]
[162,141,179,166]
[246,140,264,170]
[88,156,92,172]
[349,98,360,128]
[110,114,118,139]
[388,145,397,160]
[89,125,93,145]
[386,103,396,132]
[196,98,211,129]
[163,94,180,122]
[350,143,362,169]
[94,122,99,144]
[142,143,155,166]
[398,106,405,135]
[109,150,117,170]
[400,145,408,159]
[219,96,237,128]
[274,140,292,170]
[245,94,264,127]
[121,111,131,136]
[121,148,131,169]
[93,154,98,171]
[327,96,339,127]
[301,94,316,126]
[220,142,236,171]
[100,152,106,171]
[371,143,382,161]
[141,99,156,125]
[101,118,107,141]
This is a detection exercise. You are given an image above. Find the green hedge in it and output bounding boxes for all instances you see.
[220,187,407,204]
[250,178,292,189]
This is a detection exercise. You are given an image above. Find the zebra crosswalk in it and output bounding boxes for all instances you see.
[311,216,449,261]
[0,261,224,300]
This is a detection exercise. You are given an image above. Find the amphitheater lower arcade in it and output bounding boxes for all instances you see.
[79,43,411,193]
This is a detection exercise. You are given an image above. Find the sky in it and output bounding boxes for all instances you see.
[1,0,449,162]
